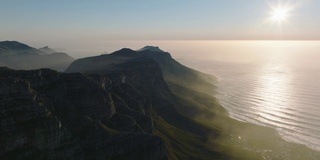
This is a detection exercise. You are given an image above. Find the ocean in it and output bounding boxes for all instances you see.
[171,40,320,151]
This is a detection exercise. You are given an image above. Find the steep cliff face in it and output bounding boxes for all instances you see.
[0,66,168,160]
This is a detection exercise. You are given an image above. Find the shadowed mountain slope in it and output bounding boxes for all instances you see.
[0,66,168,160]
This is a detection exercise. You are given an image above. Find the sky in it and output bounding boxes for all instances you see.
[1,0,319,56]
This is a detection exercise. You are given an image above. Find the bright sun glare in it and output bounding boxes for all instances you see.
[268,2,294,25]
[272,8,288,21]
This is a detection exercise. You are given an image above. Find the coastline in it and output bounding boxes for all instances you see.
[213,72,320,152]
[164,67,320,159]
[175,51,320,154]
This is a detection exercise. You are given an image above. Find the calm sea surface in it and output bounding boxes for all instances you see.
[172,41,320,151]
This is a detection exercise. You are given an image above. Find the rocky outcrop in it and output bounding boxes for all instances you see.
[0,66,168,160]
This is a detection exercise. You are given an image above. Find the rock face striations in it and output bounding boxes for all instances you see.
[0,65,168,160]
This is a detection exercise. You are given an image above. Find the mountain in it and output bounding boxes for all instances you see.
[0,41,43,55]
[2,46,320,160]
[0,41,74,72]
[66,46,216,96]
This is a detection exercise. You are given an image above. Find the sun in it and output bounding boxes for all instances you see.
[272,8,288,21]
[271,8,289,22]
[265,1,297,37]
[268,1,295,25]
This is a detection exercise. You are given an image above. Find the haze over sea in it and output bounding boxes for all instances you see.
[170,40,320,151]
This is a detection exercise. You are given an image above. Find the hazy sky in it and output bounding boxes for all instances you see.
[1,0,319,56]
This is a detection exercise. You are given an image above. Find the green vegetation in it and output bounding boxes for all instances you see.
[153,114,229,160]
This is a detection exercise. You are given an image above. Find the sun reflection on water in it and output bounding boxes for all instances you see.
[254,60,296,129]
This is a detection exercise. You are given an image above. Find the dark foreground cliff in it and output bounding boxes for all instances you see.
[0,65,169,160]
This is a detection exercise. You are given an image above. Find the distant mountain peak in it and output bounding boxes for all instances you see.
[119,48,135,52]
[39,46,56,54]
[138,46,164,52]
[109,48,136,56]
[0,40,42,56]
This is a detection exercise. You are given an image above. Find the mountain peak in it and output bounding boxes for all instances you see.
[110,48,136,56]
[39,46,56,54]
[0,40,42,56]
[138,46,164,52]
[42,46,50,49]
